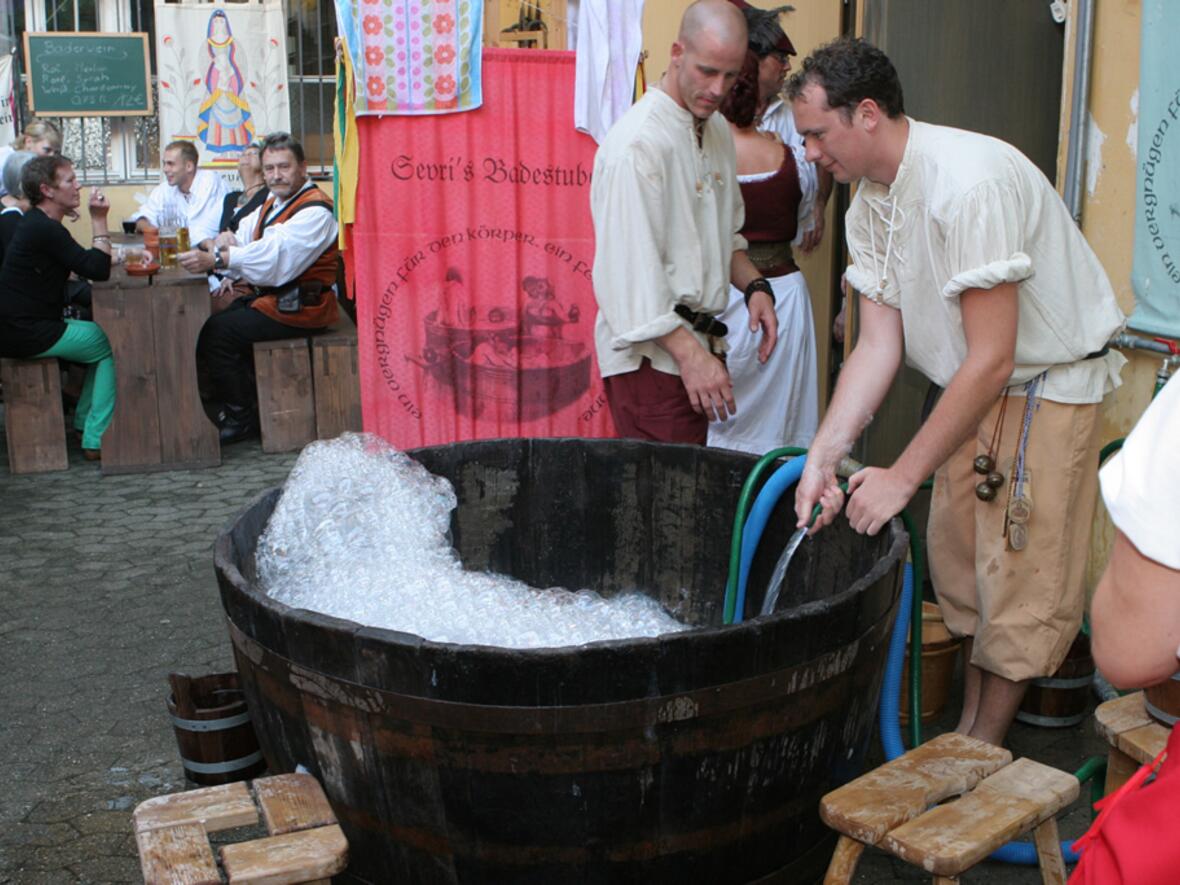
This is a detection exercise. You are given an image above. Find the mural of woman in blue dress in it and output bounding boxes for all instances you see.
[197,9,255,156]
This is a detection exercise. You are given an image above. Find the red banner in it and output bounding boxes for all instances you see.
[353,50,615,447]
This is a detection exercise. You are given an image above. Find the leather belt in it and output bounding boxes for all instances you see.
[674,304,728,338]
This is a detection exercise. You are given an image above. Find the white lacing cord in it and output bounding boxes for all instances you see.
[866,195,901,299]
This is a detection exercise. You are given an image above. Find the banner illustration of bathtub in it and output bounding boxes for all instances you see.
[352,50,615,447]
[154,0,290,167]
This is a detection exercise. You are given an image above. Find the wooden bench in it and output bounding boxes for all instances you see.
[254,312,360,454]
[1,357,68,474]
[820,732,1078,884]
[133,772,348,884]
[1094,691,1171,794]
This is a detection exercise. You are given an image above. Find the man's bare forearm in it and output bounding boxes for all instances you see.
[808,337,898,475]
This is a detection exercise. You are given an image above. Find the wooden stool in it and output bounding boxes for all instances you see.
[0,357,68,474]
[254,314,361,453]
[133,772,348,884]
[254,338,316,454]
[820,732,1078,884]
[1094,691,1171,794]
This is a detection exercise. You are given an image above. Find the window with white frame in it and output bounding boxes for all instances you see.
[1,0,337,183]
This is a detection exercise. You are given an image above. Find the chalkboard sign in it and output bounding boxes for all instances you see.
[23,32,152,117]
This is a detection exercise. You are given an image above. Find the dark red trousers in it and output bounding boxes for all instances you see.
[603,359,707,445]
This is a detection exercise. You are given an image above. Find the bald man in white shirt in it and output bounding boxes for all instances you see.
[590,0,777,444]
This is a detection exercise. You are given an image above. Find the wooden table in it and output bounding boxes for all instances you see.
[1093,692,1172,793]
[91,265,220,474]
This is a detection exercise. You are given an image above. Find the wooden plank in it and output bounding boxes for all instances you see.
[311,334,361,441]
[820,732,1012,845]
[254,773,337,836]
[220,824,348,884]
[92,286,163,472]
[1,358,68,474]
[881,758,1078,877]
[254,338,315,454]
[150,279,219,468]
[1115,721,1170,767]
[1093,692,1152,746]
[135,821,220,885]
[133,781,258,834]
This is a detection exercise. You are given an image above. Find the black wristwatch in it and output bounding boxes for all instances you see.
[213,247,226,270]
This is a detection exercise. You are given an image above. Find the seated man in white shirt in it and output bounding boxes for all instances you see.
[178,133,338,444]
[131,140,227,246]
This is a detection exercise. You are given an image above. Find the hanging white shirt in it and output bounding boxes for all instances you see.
[844,118,1126,404]
[574,0,645,144]
[130,168,228,244]
[224,182,338,287]
[590,87,746,379]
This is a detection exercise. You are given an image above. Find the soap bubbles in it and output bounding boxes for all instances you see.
[256,434,688,649]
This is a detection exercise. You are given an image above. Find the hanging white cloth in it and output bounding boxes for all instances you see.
[574,0,645,144]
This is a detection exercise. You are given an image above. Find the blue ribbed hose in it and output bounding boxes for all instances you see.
[877,562,912,761]
[732,464,1083,866]
[731,455,807,624]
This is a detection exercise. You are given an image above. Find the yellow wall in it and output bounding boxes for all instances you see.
[642,0,845,407]
[1055,2,1158,589]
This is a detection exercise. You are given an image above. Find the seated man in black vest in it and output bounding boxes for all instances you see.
[180,132,339,444]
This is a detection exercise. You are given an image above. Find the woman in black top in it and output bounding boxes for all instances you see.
[218,143,268,234]
[0,156,115,459]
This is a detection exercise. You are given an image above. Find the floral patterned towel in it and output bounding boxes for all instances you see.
[335,0,483,115]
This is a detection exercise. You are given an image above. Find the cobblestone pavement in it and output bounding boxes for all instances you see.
[0,420,1108,883]
[0,424,296,883]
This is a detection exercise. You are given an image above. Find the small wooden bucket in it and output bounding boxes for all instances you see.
[900,602,963,724]
[1145,671,1180,726]
[1016,633,1094,728]
[168,672,267,786]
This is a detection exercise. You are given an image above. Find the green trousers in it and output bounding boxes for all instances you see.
[36,319,115,450]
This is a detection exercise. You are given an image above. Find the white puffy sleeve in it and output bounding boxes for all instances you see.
[941,180,1033,299]
[590,144,688,347]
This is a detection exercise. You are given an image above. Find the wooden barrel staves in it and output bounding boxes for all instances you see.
[1015,633,1094,727]
[168,672,267,785]
[1144,671,1180,726]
